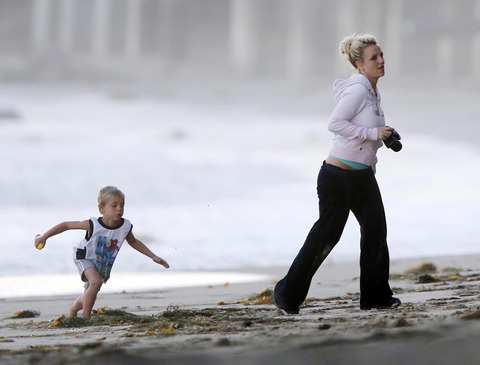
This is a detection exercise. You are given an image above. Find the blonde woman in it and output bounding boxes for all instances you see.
[273,34,400,313]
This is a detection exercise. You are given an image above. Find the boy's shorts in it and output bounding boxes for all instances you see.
[74,259,97,289]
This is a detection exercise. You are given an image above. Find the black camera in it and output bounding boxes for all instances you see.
[384,130,402,152]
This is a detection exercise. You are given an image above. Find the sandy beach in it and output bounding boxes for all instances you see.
[2,254,480,364]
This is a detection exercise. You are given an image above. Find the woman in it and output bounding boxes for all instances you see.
[273,34,400,314]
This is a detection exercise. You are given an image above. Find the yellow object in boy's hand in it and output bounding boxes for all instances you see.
[35,234,44,250]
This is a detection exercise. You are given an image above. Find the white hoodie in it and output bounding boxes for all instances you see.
[328,73,385,168]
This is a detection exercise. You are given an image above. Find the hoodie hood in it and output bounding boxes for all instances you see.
[333,74,377,101]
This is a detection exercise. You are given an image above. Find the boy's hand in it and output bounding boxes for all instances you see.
[34,234,46,250]
[152,256,170,268]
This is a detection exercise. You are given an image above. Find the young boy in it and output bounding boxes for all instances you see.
[35,186,169,319]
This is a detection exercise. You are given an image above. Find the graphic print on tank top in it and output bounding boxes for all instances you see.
[94,236,121,281]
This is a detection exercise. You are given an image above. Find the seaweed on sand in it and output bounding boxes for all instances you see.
[50,298,294,336]
[136,305,294,334]
[391,262,463,283]
[52,308,153,328]
[11,310,40,319]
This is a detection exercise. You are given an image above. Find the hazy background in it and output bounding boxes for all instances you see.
[1,0,479,295]
[1,0,479,139]
[2,1,480,91]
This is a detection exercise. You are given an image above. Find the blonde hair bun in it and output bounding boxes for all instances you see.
[339,34,377,69]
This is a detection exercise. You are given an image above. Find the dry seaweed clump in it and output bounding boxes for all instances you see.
[417,274,440,284]
[11,310,40,319]
[406,262,438,274]
[238,289,273,305]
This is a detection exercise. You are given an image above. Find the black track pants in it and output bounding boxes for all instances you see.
[274,161,393,310]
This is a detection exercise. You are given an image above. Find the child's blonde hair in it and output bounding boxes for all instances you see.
[98,186,125,206]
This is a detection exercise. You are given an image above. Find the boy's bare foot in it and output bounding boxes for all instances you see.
[69,298,83,317]
[69,303,80,317]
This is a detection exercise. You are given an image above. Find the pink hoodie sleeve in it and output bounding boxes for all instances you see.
[328,84,378,142]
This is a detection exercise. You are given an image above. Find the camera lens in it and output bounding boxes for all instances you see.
[390,141,402,152]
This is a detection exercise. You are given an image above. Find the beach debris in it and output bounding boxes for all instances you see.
[160,306,294,333]
[165,305,181,313]
[426,297,461,306]
[29,305,293,345]
[95,306,108,315]
[418,274,439,284]
[390,262,460,283]
[461,310,480,320]
[51,315,66,327]
[159,307,215,332]
[395,318,411,328]
[346,292,359,296]
[239,289,273,305]
[216,338,233,346]
[11,310,40,319]
[243,320,253,327]
[159,323,175,334]
[318,324,331,330]
[392,263,470,283]
[203,283,229,289]
[406,262,438,274]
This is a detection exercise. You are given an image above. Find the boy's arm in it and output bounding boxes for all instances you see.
[126,231,170,268]
[35,220,91,249]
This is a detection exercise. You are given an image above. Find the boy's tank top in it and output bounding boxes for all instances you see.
[73,217,133,282]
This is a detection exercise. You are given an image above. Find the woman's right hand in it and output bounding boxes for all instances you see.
[377,126,395,141]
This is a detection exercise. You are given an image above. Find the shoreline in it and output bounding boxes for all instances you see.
[2,253,480,364]
[0,271,274,300]
[3,252,478,301]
